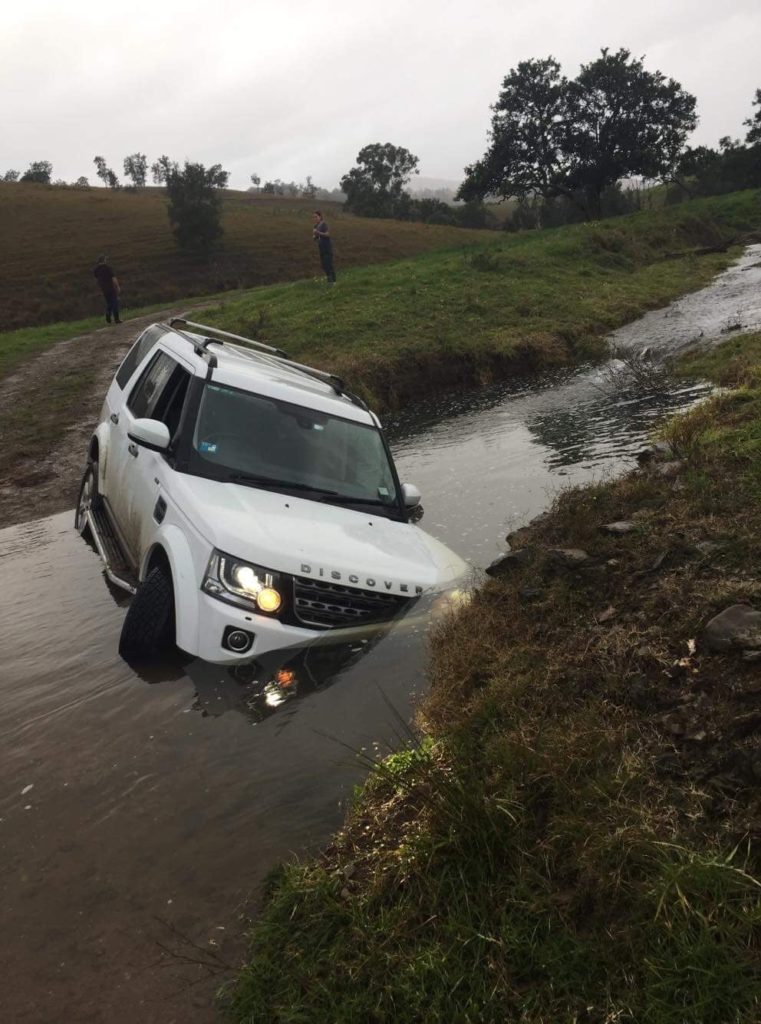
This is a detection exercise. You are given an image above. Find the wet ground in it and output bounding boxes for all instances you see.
[1,250,760,1022]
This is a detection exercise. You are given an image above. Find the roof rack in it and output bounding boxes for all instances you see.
[168,318,355,402]
[171,318,290,360]
[168,321,218,371]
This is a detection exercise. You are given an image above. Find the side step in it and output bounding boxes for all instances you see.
[87,505,139,594]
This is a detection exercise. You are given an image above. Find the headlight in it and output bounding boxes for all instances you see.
[202,550,285,615]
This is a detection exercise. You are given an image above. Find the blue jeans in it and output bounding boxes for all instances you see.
[104,290,120,322]
[319,247,336,282]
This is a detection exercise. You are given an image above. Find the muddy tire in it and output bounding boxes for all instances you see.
[119,565,175,662]
[74,459,102,536]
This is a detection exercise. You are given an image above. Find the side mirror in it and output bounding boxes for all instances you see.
[128,418,171,452]
[401,483,422,508]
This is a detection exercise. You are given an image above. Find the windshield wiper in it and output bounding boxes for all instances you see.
[319,493,396,507]
[227,473,338,496]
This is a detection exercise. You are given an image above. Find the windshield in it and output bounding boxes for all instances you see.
[189,383,401,512]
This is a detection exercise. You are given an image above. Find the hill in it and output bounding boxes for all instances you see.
[203,190,761,408]
[0,183,490,330]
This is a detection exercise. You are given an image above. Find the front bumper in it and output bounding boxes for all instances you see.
[194,592,319,663]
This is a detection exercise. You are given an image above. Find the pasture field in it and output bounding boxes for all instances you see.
[0,183,489,330]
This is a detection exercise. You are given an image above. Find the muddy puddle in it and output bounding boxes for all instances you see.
[1,250,759,1022]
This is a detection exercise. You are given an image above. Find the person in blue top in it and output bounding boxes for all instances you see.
[312,211,336,284]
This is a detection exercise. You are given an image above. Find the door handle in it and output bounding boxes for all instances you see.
[128,443,139,458]
[110,412,119,424]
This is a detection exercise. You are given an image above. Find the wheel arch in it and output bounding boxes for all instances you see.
[90,422,111,493]
[140,525,200,654]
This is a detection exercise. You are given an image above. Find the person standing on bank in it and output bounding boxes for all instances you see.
[93,254,122,324]
[312,211,336,284]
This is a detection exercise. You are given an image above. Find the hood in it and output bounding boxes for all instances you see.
[169,475,469,596]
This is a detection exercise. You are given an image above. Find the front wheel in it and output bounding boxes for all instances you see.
[119,564,176,662]
[75,459,102,536]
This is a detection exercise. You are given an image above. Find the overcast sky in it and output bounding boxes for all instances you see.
[2,0,759,191]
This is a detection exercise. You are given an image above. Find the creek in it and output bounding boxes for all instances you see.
[1,246,760,1023]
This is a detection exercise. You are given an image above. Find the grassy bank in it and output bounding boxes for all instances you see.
[202,190,761,410]
[224,332,761,1023]
[2,191,758,393]
[0,184,489,330]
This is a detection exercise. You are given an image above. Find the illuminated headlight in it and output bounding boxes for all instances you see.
[202,550,285,615]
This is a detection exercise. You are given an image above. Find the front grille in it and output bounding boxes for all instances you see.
[292,576,411,629]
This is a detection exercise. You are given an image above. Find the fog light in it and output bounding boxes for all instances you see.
[256,587,282,613]
[224,627,255,653]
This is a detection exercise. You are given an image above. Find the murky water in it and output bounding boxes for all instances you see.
[1,251,756,1022]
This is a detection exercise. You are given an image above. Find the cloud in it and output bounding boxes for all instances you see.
[2,0,759,187]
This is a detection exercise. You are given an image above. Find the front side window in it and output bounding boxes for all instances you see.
[189,383,401,515]
[128,351,180,419]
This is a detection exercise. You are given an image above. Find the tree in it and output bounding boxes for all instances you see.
[93,156,120,188]
[123,152,148,188]
[165,161,229,255]
[458,58,571,209]
[151,155,178,185]
[250,172,261,191]
[2,169,20,182]
[74,176,90,188]
[745,89,761,145]
[567,49,697,216]
[20,160,53,184]
[301,175,317,199]
[674,137,761,197]
[459,49,697,220]
[340,143,419,217]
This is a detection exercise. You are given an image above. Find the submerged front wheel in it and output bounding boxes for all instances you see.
[119,564,176,662]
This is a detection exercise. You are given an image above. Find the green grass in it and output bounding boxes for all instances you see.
[0,183,491,330]
[3,190,759,403]
[223,331,761,1023]
[199,190,761,408]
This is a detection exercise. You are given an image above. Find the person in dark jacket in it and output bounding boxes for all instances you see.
[312,211,336,284]
[93,255,122,323]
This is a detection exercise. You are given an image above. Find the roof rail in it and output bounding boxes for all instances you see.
[166,321,218,371]
[170,319,289,359]
[168,318,352,400]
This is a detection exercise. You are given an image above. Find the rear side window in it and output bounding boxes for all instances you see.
[115,326,165,389]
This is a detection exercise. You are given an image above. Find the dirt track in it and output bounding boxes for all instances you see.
[0,307,205,529]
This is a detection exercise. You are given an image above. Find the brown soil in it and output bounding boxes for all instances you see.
[0,306,210,529]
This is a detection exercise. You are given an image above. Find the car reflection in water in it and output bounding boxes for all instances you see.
[190,635,378,723]
[128,584,474,726]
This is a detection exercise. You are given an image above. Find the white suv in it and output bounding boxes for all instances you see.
[76,319,469,663]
